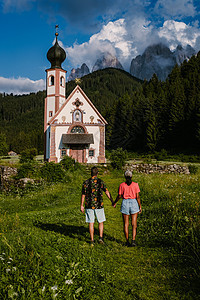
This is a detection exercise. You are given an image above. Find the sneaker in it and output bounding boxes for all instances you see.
[131,240,136,247]
[125,240,130,247]
[99,238,104,244]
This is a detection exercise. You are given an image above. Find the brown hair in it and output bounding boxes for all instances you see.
[91,166,98,177]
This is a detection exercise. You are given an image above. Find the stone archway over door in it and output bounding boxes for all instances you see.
[70,145,86,163]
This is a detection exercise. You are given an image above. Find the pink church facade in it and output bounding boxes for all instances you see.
[44,33,107,164]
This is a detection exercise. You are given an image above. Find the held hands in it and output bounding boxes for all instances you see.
[110,196,117,208]
[112,198,118,208]
[112,195,120,208]
[113,202,117,208]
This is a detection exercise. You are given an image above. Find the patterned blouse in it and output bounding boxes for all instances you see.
[82,176,107,209]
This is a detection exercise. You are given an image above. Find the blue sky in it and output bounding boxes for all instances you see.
[0,0,200,94]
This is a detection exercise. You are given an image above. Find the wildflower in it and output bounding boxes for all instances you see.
[6,269,11,273]
[42,286,46,293]
[51,285,58,291]
[65,279,73,285]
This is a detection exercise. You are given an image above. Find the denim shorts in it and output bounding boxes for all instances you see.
[85,208,106,223]
[120,199,140,215]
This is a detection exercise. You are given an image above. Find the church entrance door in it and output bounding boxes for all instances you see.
[70,145,85,163]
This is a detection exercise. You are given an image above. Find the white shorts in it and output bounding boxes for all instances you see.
[85,208,106,223]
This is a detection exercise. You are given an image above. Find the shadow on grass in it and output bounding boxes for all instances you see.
[34,221,124,245]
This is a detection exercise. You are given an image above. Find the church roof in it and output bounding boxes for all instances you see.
[49,85,107,125]
[62,134,94,144]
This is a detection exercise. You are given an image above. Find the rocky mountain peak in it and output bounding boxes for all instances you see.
[174,44,196,65]
[92,52,123,72]
[68,63,90,82]
[130,43,196,81]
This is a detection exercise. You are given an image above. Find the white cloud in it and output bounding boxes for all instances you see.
[0,76,45,95]
[158,20,200,50]
[154,0,196,19]
[66,17,154,71]
[65,17,200,73]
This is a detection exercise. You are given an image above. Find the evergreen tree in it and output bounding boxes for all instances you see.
[0,133,9,155]
[167,65,187,148]
[146,112,158,152]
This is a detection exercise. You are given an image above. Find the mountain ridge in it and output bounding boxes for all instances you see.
[68,43,196,82]
[130,43,196,80]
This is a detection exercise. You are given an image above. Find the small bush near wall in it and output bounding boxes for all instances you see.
[20,148,38,163]
[16,162,37,179]
[188,164,199,174]
[110,148,127,169]
[40,162,66,182]
[60,155,81,171]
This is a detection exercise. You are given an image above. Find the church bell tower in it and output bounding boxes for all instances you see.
[44,27,67,161]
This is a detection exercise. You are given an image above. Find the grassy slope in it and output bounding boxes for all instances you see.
[0,170,199,299]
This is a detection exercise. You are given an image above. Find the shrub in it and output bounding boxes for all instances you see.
[60,155,80,170]
[20,148,38,163]
[109,148,127,169]
[154,149,168,161]
[16,162,36,179]
[142,154,153,164]
[188,164,199,174]
[40,162,66,182]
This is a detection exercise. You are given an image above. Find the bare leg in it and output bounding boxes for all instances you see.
[131,213,138,241]
[89,223,94,241]
[99,222,104,239]
[122,214,129,241]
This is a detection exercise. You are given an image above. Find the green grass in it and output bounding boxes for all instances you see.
[0,170,200,299]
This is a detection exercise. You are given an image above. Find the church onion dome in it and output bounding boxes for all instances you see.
[47,33,66,69]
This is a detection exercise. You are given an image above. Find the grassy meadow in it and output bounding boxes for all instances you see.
[0,168,200,299]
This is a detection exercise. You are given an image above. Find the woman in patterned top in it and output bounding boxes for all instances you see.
[81,166,113,245]
[114,170,142,247]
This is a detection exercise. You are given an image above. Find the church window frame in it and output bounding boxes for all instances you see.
[49,111,53,117]
[71,126,85,134]
[49,75,54,86]
[89,149,95,157]
[60,76,65,86]
[61,149,67,157]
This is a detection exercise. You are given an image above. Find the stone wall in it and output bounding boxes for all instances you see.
[0,166,18,188]
[0,166,17,179]
[124,163,190,174]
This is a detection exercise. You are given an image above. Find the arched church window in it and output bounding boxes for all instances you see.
[60,76,64,86]
[73,110,82,122]
[71,126,85,134]
[50,76,54,86]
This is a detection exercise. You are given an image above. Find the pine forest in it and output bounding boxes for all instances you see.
[0,52,200,156]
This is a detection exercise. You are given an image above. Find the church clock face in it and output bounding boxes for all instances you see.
[71,126,85,134]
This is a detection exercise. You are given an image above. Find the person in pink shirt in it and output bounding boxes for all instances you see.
[113,170,142,247]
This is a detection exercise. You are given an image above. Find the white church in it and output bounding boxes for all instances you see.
[44,32,107,164]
